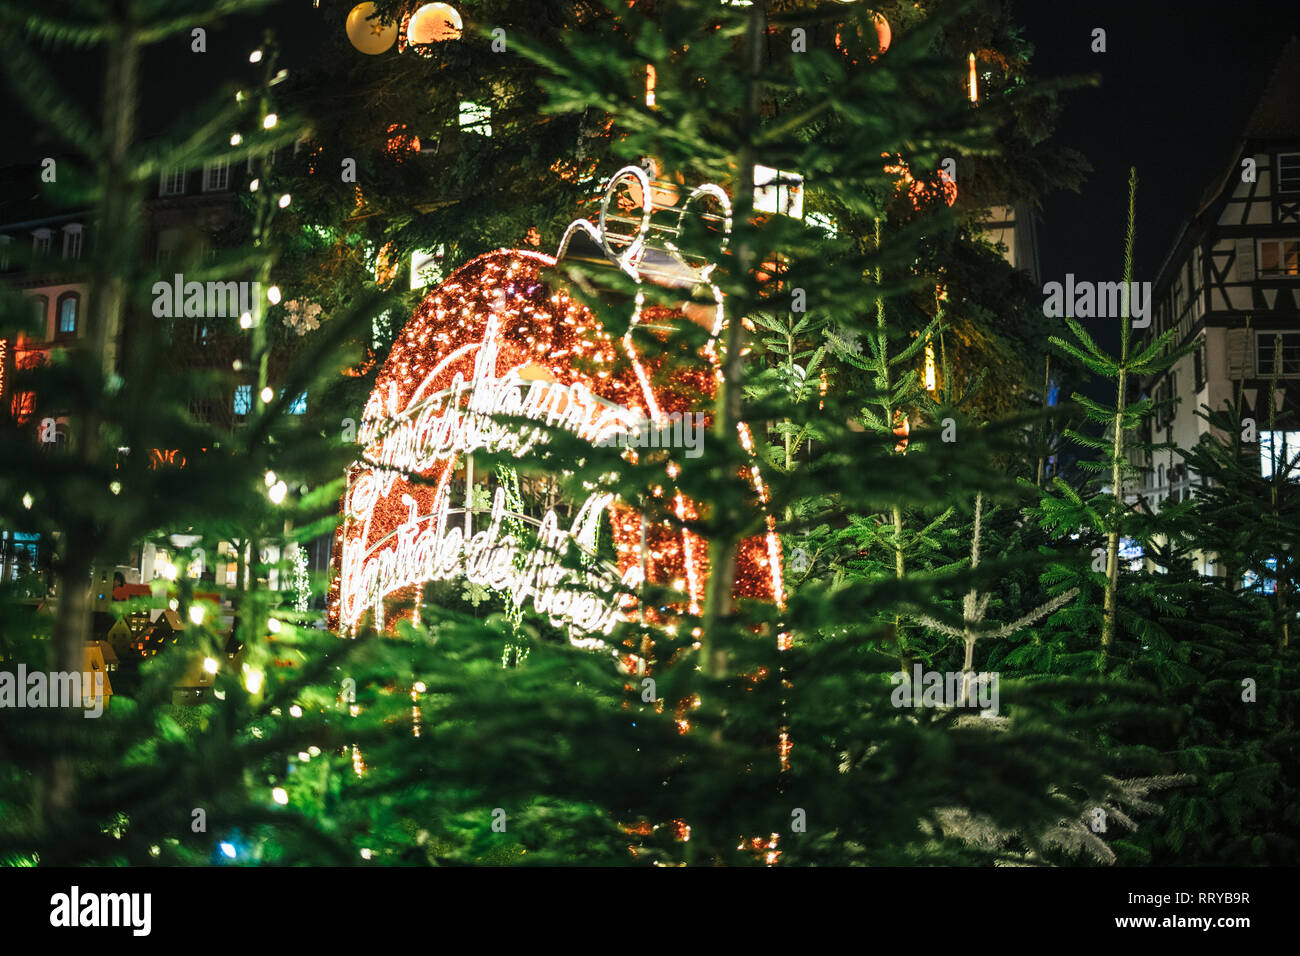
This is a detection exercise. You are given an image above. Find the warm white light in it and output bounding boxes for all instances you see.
[413,681,426,693]
[203,656,219,674]
[308,745,321,756]
[269,480,288,504]
[289,704,303,718]
[360,848,372,860]
[249,49,263,63]
[298,751,310,761]
[263,113,278,129]
[261,386,275,404]
[272,787,288,805]
[109,481,122,495]
[220,842,236,859]
[278,194,291,208]
[244,666,263,694]
[249,178,259,192]
[162,563,179,582]
[239,312,253,329]
[267,285,281,304]
[264,470,277,488]
[169,599,179,611]
[267,617,282,633]
[190,605,206,626]
[230,133,242,146]
[21,493,32,510]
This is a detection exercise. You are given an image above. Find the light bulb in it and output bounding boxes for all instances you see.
[272,787,288,805]
[278,194,291,208]
[249,50,263,63]
[267,617,282,633]
[230,133,242,146]
[263,113,278,129]
[202,656,218,674]
[264,470,277,487]
[269,480,288,504]
[239,312,253,329]
[261,387,275,404]
[267,285,281,304]
[190,606,207,626]
[249,178,260,192]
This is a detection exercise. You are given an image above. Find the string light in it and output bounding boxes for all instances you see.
[332,249,783,636]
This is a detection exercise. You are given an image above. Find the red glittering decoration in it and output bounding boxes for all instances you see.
[329,248,784,634]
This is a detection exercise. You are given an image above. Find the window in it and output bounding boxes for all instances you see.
[1260,431,1300,479]
[753,165,804,219]
[202,158,230,192]
[31,295,48,336]
[286,391,307,415]
[1258,238,1300,277]
[233,385,252,415]
[0,235,10,271]
[1256,332,1300,377]
[56,292,79,337]
[458,101,492,137]
[62,223,83,260]
[159,168,186,197]
[1278,153,1300,193]
[1194,338,1207,391]
[32,229,51,256]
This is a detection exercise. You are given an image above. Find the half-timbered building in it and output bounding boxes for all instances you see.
[1131,38,1300,578]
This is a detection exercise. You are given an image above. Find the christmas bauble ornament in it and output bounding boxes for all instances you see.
[835,10,890,63]
[408,2,462,47]
[332,167,782,640]
[345,2,397,55]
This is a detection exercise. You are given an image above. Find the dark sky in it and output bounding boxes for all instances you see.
[4,0,1295,292]
[1013,0,1296,291]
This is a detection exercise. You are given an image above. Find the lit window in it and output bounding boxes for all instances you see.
[411,247,445,290]
[1260,430,1300,480]
[233,384,252,415]
[159,168,187,197]
[56,293,79,337]
[286,391,307,415]
[807,212,838,238]
[203,158,230,192]
[459,101,492,137]
[1257,239,1300,278]
[753,165,804,219]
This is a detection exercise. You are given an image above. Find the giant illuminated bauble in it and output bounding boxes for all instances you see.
[330,248,784,640]
[345,2,397,55]
[835,10,890,63]
[408,2,462,45]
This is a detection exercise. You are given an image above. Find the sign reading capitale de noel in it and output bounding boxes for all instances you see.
[337,310,643,640]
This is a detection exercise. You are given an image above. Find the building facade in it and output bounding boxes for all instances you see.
[1130,39,1300,578]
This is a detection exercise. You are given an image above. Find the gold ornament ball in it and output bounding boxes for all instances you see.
[407,3,463,46]
[345,2,397,55]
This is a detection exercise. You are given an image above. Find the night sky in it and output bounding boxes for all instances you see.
[4,1,1296,301]
[1014,0,1295,293]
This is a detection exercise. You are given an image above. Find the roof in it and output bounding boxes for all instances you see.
[1195,36,1300,214]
